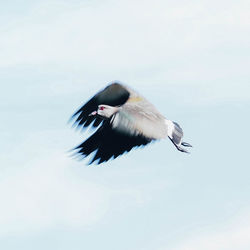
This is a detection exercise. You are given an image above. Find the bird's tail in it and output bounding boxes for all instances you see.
[165,119,192,153]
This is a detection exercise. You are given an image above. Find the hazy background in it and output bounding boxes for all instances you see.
[1,0,250,249]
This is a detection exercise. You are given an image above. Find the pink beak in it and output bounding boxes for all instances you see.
[89,110,97,116]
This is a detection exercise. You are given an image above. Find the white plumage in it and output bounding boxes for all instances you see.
[71,82,192,164]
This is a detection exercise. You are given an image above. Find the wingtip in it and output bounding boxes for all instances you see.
[67,115,77,126]
[68,113,81,129]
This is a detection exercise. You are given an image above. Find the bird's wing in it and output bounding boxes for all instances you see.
[112,99,168,140]
[73,120,152,164]
[71,83,130,129]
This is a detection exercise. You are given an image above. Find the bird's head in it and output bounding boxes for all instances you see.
[89,105,119,118]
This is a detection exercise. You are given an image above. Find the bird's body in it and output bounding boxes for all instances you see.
[71,82,192,164]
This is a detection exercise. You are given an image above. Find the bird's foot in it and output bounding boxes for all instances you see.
[181,142,192,147]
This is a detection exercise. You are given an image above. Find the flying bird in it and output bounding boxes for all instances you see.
[71,82,192,164]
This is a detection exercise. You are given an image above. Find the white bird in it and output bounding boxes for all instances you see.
[71,82,192,164]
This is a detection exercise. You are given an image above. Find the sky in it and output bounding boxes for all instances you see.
[0,0,250,249]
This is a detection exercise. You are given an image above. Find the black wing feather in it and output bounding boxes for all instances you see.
[74,120,152,165]
[72,83,130,129]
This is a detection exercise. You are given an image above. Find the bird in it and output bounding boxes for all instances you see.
[70,82,192,165]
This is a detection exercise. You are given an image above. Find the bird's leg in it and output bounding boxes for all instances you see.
[181,142,192,147]
[169,137,190,153]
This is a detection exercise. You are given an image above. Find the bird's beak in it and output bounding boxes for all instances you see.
[89,110,97,116]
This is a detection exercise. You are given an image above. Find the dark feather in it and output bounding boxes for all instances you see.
[74,120,152,165]
[71,83,130,129]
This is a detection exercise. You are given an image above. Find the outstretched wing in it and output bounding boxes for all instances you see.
[71,83,130,129]
[73,120,152,165]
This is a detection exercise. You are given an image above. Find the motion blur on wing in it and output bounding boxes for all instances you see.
[70,82,192,165]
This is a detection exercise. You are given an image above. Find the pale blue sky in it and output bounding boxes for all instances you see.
[1,0,250,249]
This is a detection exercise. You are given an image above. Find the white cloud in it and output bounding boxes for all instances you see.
[1,0,249,104]
[0,129,165,236]
[161,210,250,250]
[0,153,110,235]
[1,0,249,69]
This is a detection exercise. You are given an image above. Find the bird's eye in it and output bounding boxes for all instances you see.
[99,106,105,111]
